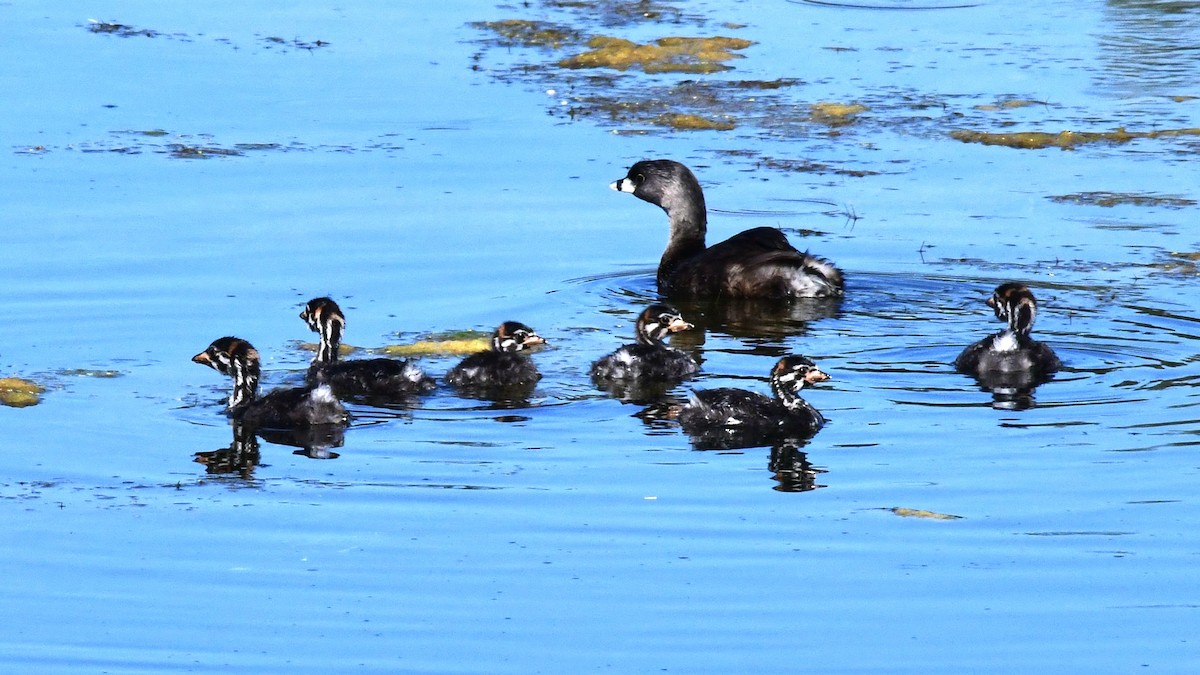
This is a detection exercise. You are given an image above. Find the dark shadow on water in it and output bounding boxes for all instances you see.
[445,382,539,412]
[592,376,691,406]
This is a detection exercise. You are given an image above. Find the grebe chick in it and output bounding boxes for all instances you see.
[445,321,545,389]
[591,304,699,383]
[193,336,349,429]
[955,283,1061,380]
[300,297,435,401]
[611,159,843,300]
[678,355,829,439]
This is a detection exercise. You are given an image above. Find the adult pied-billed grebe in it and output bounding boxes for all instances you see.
[591,304,699,383]
[300,297,435,400]
[445,321,545,389]
[955,283,1061,379]
[610,159,844,300]
[193,336,349,429]
[678,355,829,438]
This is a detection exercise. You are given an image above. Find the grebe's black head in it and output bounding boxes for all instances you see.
[986,283,1038,335]
[193,336,261,408]
[300,297,345,333]
[635,303,693,345]
[771,355,829,390]
[492,321,545,353]
[192,337,259,377]
[300,297,346,363]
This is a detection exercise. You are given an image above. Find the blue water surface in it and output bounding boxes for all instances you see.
[2,0,1199,672]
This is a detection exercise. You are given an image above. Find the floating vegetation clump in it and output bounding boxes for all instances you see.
[383,334,490,356]
[889,507,963,520]
[1154,251,1200,276]
[471,2,1197,172]
[297,333,490,357]
[261,36,330,51]
[530,0,707,28]
[470,19,582,49]
[974,99,1047,111]
[729,78,802,90]
[169,144,244,159]
[950,126,1200,150]
[59,369,123,378]
[87,19,328,52]
[468,8,889,148]
[809,102,869,126]
[0,377,45,408]
[1048,191,1196,209]
[17,133,357,159]
[651,113,735,131]
[754,154,878,178]
[558,36,752,73]
[87,20,158,38]
[296,342,360,357]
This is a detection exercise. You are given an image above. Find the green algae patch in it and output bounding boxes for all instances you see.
[1048,191,1196,209]
[950,126,1200,150]
[889,507,963,520]
[0,377,45,408]
[471,19,581,49]
[298,331,490,357]
[809,101,868,125]
[383,337,490,356]
[296,342,360,357]
[652,113,735,131]
[558,36,752,73]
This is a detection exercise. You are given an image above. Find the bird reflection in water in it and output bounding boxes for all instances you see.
[673,296,843,343]
[194,422,344,477]
[769,441,827,493]
[194,424,261,478]
[968,370,1054,411]
[678,436,827,493]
